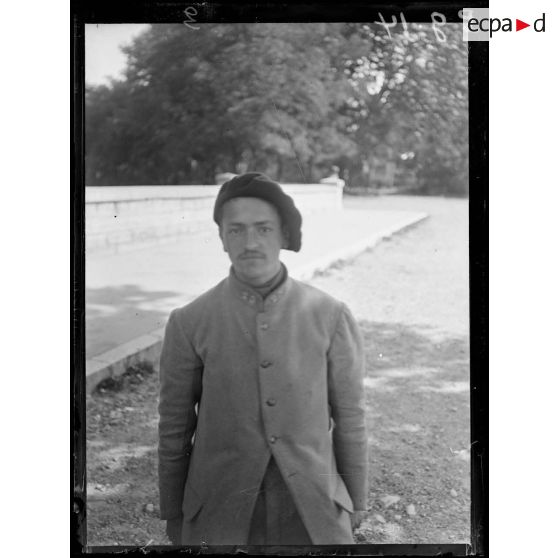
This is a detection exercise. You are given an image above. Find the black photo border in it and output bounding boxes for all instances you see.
[72,1,488,555]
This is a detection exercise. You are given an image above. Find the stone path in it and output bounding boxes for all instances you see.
[86,202,426,358]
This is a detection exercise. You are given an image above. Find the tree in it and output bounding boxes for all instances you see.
[86,24,358,185]
[86,22,468,195]
[341,22,468,194]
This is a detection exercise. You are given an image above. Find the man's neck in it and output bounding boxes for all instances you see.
[234,264,286,298]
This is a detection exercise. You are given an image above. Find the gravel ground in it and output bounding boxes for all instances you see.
[85,195,470,547]
[312,195,470,544]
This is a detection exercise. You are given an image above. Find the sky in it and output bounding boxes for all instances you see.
[85,24,150,86]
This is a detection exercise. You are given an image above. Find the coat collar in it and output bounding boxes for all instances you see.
[227,263,292,310]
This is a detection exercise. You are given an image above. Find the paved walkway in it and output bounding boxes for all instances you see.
[86,201,427,359]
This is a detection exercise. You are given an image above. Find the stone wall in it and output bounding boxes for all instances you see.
[86,184,343,254]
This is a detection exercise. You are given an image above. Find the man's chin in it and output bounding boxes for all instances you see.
[236,259,265,270]
[234,263,270,284]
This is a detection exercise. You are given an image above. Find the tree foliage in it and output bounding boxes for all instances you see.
[86,22,468,195]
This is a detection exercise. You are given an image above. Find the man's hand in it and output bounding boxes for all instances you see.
[166,516,183,545]
[350,510,366,530]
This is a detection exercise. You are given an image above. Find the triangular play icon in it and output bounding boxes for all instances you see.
[516,19,530,31]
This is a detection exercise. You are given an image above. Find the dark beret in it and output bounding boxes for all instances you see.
[213,172,302,252]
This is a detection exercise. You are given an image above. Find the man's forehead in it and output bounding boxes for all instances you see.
[221,197,281,222]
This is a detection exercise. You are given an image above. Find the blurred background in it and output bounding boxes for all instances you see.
[85,22,468,195]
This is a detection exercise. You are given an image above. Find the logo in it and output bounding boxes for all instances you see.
[462,8,546,40]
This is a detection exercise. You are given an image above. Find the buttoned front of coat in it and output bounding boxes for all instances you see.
[158,268,368,545]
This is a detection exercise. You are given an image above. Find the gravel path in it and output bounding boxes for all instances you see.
[86,195,470,547]
[315,195,469,339]
[311,196,470,543]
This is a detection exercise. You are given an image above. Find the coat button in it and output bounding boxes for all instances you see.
[260,360,272,368]
[260,323,269,330]
[269,435,278,444]
[266,398,276,406]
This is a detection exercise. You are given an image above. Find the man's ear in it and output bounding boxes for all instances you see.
[281,226,290,249]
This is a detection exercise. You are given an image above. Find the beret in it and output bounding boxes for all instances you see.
[213,172,302,252]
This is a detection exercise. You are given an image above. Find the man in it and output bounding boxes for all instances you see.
[158,172,368,546]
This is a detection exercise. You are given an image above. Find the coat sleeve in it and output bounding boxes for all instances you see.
[327,303,369,512]
[158,308,203,520]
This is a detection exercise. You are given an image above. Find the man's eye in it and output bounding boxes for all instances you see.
[259,227,272,233]
[229,229,241,236]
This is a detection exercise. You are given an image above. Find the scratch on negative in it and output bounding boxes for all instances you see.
[237,485,266,497]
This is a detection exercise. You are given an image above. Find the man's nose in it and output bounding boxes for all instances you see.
[244,228,259,249]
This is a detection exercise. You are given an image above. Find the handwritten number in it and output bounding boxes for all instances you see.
[183,7,200,30]
[374,13,398,40]
[431,12,447,42]
[399,12,410,38]
[374,11,450,43]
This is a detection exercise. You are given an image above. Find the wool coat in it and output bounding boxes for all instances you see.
[158,267,368,545]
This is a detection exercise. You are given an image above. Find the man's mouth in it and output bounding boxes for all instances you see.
[240,253,265,260]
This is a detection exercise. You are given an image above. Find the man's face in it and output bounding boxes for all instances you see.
[219,197,288,286]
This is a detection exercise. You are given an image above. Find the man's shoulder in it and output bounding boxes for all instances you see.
[171,279,227,321]
[289,278,344,311]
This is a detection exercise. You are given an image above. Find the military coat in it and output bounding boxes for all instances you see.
[158,267,368,544]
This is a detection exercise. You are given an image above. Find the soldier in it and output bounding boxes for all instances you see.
[158,172,368,545]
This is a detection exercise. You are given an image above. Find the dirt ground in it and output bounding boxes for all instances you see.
[85,195,470,548]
